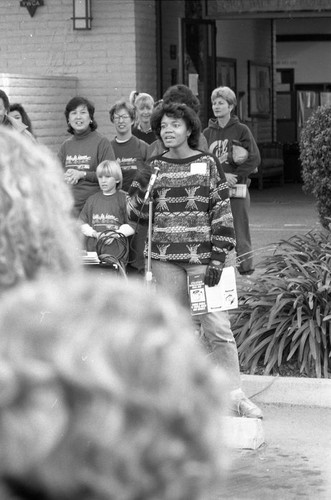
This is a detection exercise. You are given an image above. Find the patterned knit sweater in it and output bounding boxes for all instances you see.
[128,152,235,264]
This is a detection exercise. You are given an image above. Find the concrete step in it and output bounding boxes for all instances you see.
[241,374,331,408]
[223,416,265,450]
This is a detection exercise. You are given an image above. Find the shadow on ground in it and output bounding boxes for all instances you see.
[218,404,331,500]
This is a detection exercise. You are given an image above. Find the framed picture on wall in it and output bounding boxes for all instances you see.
[216,57,237,95]
[248,61,271,117]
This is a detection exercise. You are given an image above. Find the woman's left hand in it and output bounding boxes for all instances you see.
[64,168,83,185]
[205,260,224,287]
[225,173,238,188]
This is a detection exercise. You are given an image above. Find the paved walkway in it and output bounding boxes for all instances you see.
[222,183,331,499]
[248,182,319,266]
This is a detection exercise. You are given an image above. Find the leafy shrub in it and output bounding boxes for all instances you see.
[300,105,331,229]
[232,230,331,378]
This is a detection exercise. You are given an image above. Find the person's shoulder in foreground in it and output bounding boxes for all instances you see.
[0,273,228,500]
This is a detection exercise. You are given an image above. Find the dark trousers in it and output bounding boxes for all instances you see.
[127,223,148,275]
[230,190,254,273]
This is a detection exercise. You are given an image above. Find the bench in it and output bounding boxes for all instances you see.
[250,142,285,190]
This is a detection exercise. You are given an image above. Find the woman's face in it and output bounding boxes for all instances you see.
[160,114,190,150]
[68,105,91,134]
[113,108,133,136]
[212,97,233,119]
[136,100,153,126]
[8,110,23,123]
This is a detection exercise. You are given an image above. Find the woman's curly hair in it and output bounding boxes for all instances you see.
[162,84,200,114]
[0,128,81,292]
[0,274,227,500]
[151,102,201,149]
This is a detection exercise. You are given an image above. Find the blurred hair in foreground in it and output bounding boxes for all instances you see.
[0,127,81,292]
[0,274,228,500]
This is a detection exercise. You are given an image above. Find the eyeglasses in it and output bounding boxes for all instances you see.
[113,114,131,121]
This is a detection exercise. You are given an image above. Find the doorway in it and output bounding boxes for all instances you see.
[276,68,296,143]
[179,19,216,129]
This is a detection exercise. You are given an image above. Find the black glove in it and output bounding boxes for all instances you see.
[205,260,224,287]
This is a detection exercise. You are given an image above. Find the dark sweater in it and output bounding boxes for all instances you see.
[132,125,156,145]
[128,152,235,264]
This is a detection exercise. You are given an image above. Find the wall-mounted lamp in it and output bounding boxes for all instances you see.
[73,0,92,30]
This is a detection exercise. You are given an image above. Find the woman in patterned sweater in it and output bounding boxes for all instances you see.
[128,102,263,419]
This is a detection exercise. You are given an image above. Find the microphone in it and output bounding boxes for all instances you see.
[144,166,160,202]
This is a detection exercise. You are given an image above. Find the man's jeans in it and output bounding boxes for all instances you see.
[151,260,242,391]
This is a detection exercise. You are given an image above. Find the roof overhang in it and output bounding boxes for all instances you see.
[206,0,331,19]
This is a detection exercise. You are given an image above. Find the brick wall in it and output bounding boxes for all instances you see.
[0,0,277,150]
[0,73,77,151]
[0,0,157,152]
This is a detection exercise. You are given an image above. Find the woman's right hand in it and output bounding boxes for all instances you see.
[219,152,228,164]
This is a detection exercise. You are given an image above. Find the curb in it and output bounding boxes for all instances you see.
[241,374,331,408]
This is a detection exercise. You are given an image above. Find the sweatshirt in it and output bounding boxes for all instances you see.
[58,129,115,215]
[79,190,133,251]
[203,116,260,182]
[111,135,148,192]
